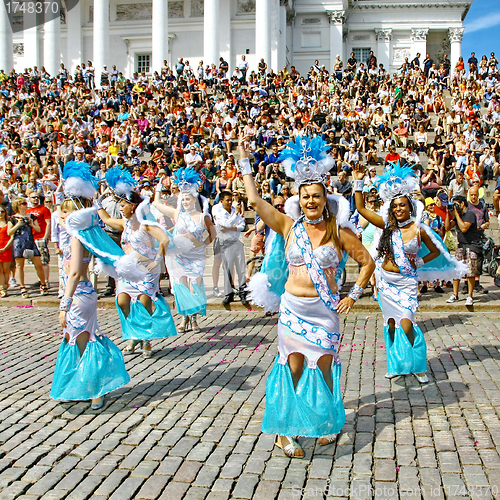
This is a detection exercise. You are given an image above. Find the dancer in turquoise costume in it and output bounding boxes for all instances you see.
[51,162,135,409]
[353,163,466,383]
[153,168,216,332]
[239,134,374,458]
[96,167,177,357]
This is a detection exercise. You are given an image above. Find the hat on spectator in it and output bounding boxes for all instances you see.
[425,197,436,206]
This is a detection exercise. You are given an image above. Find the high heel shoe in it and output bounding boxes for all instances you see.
[178,315,190,333]
[91,396,104,410]
[191,314,200,333]
[275,435,304,458]
[142,341,152,358]
[124,340,140,354]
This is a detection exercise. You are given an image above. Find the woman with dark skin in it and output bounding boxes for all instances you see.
[353,164,440,382]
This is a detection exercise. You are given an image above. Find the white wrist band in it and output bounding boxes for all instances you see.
[239,158,253,176]
[354,180,364,192]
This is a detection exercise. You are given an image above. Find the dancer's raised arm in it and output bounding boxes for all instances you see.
[353,164,385,229]
[238,134,292,237]
[153,186,177,219]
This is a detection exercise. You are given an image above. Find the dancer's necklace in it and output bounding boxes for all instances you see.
[304,216,324,224]
[398,219,413,228]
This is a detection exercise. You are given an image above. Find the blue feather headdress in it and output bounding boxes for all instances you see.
[63,161,99,199]
[373,162,420,203]
[280,136,334,188]
[172,167,201,196]
[105,166,138,202]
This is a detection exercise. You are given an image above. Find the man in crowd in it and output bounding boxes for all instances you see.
[213,191,249,307]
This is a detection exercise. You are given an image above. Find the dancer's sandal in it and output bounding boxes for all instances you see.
[178,316,190,333]
[20,287,30,299]
[40,283,49,296]
[318,434,338,446]
[413,372,429,384]
[275,435,304,458]
[91,396,104,410]
[124,340,140,354]
[191,315,200,333]
[142,341,152,358]
[0,286,7,298]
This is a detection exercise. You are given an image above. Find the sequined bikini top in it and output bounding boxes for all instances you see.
[286,241,340,269]
[403,233,420,256]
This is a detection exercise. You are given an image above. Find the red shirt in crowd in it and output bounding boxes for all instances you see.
[27,205,51,240]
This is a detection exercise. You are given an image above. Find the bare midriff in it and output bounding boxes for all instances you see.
[285,264,338,297]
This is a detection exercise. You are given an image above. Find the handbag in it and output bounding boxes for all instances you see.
[444,230,457,252]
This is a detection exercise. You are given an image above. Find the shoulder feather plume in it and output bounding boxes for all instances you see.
[105,166,138,197]
[280,136,334,187]
[63,161,98,199]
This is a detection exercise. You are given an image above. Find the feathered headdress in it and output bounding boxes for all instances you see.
[172,167,201,197]
[373,162,419,203]
[63,161,99,200]
[373,162,420,223]
[280,136,334,189]
[105,166,138,202]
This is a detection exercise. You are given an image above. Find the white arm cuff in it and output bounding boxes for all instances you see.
[238,158,253,176]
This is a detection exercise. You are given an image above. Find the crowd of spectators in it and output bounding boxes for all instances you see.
[1,49,500,301]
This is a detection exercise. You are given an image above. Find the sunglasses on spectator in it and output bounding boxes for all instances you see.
[20,201,27,205]
[274,204,284,208]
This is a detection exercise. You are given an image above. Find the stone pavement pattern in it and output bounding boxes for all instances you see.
[1,308,500,499]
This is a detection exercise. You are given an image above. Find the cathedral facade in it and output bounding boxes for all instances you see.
[4,0,472,80]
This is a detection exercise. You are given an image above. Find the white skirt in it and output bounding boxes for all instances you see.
[375,267,419,325]
[278,291,340,369]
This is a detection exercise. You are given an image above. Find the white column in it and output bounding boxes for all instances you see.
[410,28,428,69]
[449,27,465,77]
[219,0,230,73]
[93,0,109,87]
[67,2,82,73]
[23,11,39,69]
[0,4,13,72]
[204,0,219,67]
[152,0,168,74]
[278,0,287,70]
[328,10,344,71]
[375,28,392,72]
[256,0,271,70]
[44,0,61,76]
[270,0,279,71]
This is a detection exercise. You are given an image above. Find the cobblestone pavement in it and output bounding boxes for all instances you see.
[2,308,500,499]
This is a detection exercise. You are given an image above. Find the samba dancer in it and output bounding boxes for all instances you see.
[96,167,177,356]
[353,163,466,383]
[51,162,140,409]
[153,168,216,332]
[240,135,374,458]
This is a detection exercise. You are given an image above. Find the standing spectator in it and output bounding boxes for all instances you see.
[26,190,51,286]
[213,191,248,307]
[7,198,48,298]
[445,195,481,306]
[467,185,489,294]
[0,205,12,297]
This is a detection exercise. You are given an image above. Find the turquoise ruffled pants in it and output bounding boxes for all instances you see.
[117,295,177,341]
[50,336,130,401]
[384,322,427,375]
[262,357,345,437]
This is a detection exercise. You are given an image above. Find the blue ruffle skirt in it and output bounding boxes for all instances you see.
[172,280,207,316]
[50,335,130,401]
[262,357,345,437]
[384,322,427,375]
[117,294,177,340]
